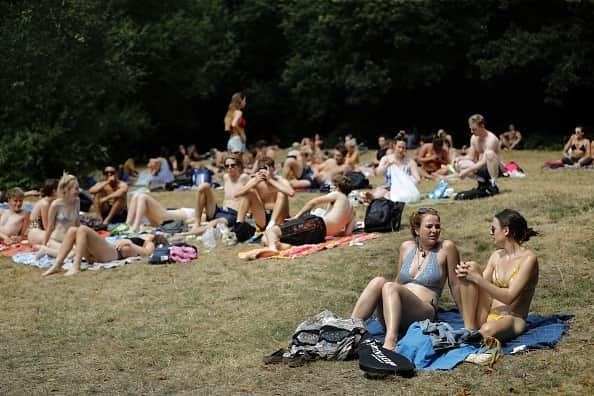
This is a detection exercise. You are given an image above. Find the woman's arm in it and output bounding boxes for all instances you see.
[461,252,538,305]
[231,110,243,129]
[562,135,575,156]
[394,241,412,283]
[43,201,59,245]
[443,240,462,309]
[408,160,421,183]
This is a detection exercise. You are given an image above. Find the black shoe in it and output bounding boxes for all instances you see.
[486,184,499,195]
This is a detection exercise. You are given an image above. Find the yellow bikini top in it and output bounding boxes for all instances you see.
[492,260,520,288]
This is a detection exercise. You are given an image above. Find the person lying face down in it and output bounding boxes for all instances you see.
[42,226,168,277]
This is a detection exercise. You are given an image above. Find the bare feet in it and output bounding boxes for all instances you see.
[64,268,80,276]
[383,340,397,351]
[35,246,47,260]
[42,266,61,276]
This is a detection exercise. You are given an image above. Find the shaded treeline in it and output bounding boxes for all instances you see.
[1,0,593,187]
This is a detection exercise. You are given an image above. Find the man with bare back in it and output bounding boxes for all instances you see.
[262,174,355,253]
[454,114,502,194]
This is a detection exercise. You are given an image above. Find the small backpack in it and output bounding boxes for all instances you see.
[233,222,256,242]
[148,244,171,264]
[346,171,370,190]
[158,219,188,234]
[364,198,405,233]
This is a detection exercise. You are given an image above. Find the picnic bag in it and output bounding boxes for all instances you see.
[148,244,171,264]
[158,219,188,234]
[233,222,256,242]
[364,198,405,232]
[346,171,371,190]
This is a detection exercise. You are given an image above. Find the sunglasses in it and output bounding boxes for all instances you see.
[417,208,436,214]
[103,170,116,176]
[224,163,237,169]
[490,225,496,235]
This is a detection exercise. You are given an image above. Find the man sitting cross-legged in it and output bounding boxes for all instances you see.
[243,175,355,259]
[235,156,295,231]
[88,165,128,225]
[181,154,249,236]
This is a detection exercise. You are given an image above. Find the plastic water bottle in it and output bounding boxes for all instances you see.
[201,227,216,250]
[430,180,448,200]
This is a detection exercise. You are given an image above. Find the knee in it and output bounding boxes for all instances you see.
[197,182,210,192]
[77,225,91,235]
[484,149,497,161]
[366,276,386,291]
[479,321,497,337]
[382,281,401,296]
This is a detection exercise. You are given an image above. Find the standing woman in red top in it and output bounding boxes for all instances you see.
[224,92,247,159]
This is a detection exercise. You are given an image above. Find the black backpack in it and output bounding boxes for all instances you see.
[346,171,370,190]
[364,198,405,232]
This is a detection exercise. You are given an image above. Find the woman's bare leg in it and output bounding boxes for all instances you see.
[42,227,78,276]
[458,263,491,329]
[351,277,387,321]
[65,225,116,276]
[194,183,216,224]
[381,282,435,351]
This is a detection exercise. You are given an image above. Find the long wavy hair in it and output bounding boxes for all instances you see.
[224,92,245,132]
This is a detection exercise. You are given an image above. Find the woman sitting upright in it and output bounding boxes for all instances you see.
[351,208,460,351]
[456,209,538,341]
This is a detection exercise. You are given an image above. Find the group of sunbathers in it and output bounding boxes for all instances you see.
[1,113,519,275]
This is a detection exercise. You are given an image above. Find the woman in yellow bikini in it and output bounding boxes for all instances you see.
[456,209,538,341]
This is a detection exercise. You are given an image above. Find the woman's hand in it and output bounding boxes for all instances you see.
[455,261,481,283]
[114,239,131,250]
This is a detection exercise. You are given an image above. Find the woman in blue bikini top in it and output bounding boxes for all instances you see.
[351,207,461,351]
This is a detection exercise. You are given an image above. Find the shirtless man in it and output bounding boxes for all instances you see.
[454,114,502,194]
[0,187,30,244]
[260,174,355,255]
[415,136,450,180]
[183,154,249,236]
[313,143,352,189]
[282,148,317,189]
[235,156,294,230]
[89,166,128,225]
[499,124,523,151]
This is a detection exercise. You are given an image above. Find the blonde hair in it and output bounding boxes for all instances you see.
[468,114,485,127]
[224,92,245,131]
[7,187,24,200]
[57,172,78,198]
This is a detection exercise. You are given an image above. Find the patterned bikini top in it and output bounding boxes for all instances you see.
[399,246,443,296]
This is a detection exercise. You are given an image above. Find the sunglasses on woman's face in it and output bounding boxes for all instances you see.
[224,163,237,169]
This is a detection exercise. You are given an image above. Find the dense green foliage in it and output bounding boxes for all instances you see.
[1,0,593,187]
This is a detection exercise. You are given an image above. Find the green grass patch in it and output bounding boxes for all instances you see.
[1,149,593,394]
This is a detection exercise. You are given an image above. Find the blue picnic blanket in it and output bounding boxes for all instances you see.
[367,309,573,370]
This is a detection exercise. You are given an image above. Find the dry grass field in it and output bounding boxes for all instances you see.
[1,149,593,395]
